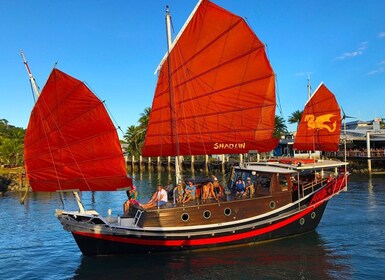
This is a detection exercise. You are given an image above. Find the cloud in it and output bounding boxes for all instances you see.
[367,61,385,75]
[367,67,384,75]
[336,41,368,60]
[378,32,385,39]
[295,72,312,77]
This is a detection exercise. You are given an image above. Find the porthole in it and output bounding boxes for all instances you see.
[224,208,231,216]
[311,212,316,219]
[181,213,189,222]
[269,201,276,209]
[299,217,305,225]
[203,210,211,219]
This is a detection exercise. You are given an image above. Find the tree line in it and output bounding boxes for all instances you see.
[0,119,25,167]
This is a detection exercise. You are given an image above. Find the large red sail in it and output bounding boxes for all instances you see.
[142,0,277,157]
[24,68,132,192]
[293,83,341,152]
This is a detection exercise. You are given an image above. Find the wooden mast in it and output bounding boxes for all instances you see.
[165,5,181,185]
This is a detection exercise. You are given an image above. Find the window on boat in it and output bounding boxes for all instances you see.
[255,173,271,195]
[278,174,290,191]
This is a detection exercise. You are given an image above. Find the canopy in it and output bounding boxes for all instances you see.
[24,68,132,192]
[142,0,277,157]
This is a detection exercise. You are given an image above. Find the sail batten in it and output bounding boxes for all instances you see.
[24,68,132,192]
[293,83,341,152]
[143,0,277,157]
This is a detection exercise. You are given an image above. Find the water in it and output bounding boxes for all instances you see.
[1,173,385,280]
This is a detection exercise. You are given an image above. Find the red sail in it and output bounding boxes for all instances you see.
[142,0,277,157]
[293,83,341,152]
[24,68,132,192]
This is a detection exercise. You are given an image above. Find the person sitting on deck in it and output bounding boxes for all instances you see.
[213,178,224,198]
[142,184,168,209]
[128,185,138,200]
[183,180,196,204]
[165,179,174,199]
[235,178,245,196]
[202,181,217,201]
[123,190,140,215]
[174,183,184,203]
[244,177,255,198]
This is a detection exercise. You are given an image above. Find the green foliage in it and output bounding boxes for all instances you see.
[288,110,303,125]
[273,115,288,138]
[0,119,25,167]
[124,107,151,157]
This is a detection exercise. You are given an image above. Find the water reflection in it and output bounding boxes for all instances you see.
[73,232,351,280]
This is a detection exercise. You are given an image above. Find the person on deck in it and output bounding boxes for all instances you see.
[142,184,168,209]
[174,183,184,203]
[244,177,255,198]
[123,189,140,215]
[129,185,138,200]
[165,179,174,199]
[235,178,245,196]
[213,178,224,198]
[183,180,196,204]
[202,181,217,201]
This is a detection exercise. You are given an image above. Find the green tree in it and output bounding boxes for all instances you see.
[288,110,303,126]
[124,125,142,157]
[0,120,25,166]
[124,107,151,156]
[273,115,288,138]
[0,137,23,167]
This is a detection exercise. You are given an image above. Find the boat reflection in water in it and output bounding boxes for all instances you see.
[73,232,352,279]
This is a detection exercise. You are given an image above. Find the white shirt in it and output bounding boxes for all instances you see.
[157,189,168,202]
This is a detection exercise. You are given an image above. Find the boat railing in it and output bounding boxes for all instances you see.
[301,178,327,198]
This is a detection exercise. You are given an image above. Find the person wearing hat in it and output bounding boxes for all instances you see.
[142,184,168,209]
[244,177,255,198]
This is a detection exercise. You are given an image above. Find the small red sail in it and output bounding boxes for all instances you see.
[142,0,277,157]
[293,83,341,152]
[24,68,132,192]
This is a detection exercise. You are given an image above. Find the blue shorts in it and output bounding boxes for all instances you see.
[156,201,166,207]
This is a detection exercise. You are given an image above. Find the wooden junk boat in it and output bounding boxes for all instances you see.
[23,0,348,256]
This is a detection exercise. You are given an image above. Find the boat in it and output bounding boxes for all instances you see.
[25,0,348,256]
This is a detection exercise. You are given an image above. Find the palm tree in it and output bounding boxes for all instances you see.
[124,107,152,156]
[273,115,288,138]
[288,110,303,126]
[138,107,151,130]
[124,125,142,157]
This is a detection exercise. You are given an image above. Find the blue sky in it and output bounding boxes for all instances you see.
[1,0,384,137]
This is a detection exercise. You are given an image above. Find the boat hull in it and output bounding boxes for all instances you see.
[68,200,328,256]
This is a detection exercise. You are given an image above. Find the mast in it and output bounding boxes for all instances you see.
[165,6,181,185]
[20,50,40,98]
[307,73,311,100]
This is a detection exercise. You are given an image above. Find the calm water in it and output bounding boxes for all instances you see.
[1,173,385,280]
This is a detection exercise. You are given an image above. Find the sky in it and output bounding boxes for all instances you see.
[1,0,385,137]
